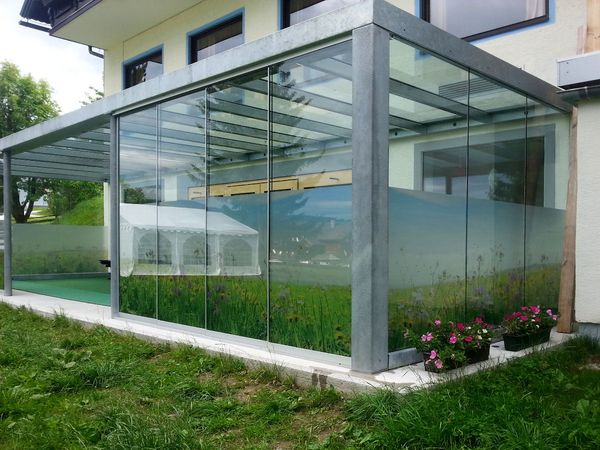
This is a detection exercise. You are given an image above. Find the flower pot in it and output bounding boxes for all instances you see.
[465,345,490,364]
[503,327,551,352]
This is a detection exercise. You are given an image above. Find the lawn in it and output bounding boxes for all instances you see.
[0,303,599,449]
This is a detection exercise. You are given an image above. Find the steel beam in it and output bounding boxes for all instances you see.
[109,116,119,316]
[3,151,11,296]
[351,24,389,373]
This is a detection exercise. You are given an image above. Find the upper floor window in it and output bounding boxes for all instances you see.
[124,49,163,88]
[281,0,357,28]
[189,13,243,63]
[421,0,549,41]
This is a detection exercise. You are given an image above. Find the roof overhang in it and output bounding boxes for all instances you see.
[50,0,205,49]
[2,0,572,183]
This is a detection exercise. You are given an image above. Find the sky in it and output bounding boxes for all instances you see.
[0,0,103,113]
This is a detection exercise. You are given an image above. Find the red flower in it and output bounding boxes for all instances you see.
[457,323,465,331]
[464,336,473,342]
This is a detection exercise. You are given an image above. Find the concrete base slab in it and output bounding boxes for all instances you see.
[0,290,575,393]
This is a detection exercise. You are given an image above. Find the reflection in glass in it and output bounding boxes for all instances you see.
[465,74,527,324]
[119,107,159,318]
[190,15,243,63]
[388,38,469,351]
[124,50,163,88]
[427,0,548,40]
[157,92,207,327]
[206,71,269,340]
[269,42,352,355]
[524,101,569,312]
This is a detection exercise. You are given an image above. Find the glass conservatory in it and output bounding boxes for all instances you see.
[0,0,571,373]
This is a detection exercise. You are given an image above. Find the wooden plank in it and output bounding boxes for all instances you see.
[586,0,600,52]
[557,108,578,333]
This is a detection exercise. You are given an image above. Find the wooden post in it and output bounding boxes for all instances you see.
[557,109,577,333]
[586,0,600,53]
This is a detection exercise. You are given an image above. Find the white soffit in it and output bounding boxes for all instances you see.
[52,0,203,49]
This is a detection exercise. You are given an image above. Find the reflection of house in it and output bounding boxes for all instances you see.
[120,203,260,277]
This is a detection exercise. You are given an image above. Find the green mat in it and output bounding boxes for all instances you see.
[13,277,111,306]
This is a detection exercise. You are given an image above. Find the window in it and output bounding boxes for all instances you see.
[281,0,357,28]
[421,0,549,41]
[189,13,243,63]
[422,137,545,206]
[124,49,163,88]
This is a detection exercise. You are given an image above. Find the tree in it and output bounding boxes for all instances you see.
[45,179,103,218]
[0,61,60,223]
[80,85,104,106]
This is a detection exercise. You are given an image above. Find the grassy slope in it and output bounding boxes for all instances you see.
[0,303,599,449]
[55,195,104,226]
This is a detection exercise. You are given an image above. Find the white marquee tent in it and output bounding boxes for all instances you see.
[120,203,260,277]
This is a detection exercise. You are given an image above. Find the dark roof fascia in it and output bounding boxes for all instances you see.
[19,0,103,33]
[49,0,103,35]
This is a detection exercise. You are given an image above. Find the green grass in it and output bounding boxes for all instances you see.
[55,196,104,226]
[344,337,600,449]
[0,304,598,449]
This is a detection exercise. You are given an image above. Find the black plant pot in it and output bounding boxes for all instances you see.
[465,345,491,364]
[503,327,551,352]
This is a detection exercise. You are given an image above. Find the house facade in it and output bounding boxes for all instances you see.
[1,0,597,374]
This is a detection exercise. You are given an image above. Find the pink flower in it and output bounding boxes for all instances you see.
[514,312,522,317]
[449,334,457,344]
[429,350,437,359]
[535,317,541,322]
[457,323,465,331]
[520,316,529,321]
[546,309,553,316]
[474,317,483,324]
[552,315,558,320]
[531,306,540,314]
[434,320,441,327]
[464,336,473,342]
[435,359,443,369]
[421,332,433,342]
[521,306,529,311]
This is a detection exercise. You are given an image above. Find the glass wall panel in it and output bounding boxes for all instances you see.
[206,70,269,340]
[119,106,158,318]
[269,42,352,355]
[388,38,469,351]
[157,91,207,327]
[465,74,527,323]
[524,101,569,309]
[0,175,3,291]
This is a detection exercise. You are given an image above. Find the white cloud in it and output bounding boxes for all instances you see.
[0,0,103,113]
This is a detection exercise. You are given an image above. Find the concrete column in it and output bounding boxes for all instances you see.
[351,24,390,373]
[109,116,119,315]
[3,151,12,296]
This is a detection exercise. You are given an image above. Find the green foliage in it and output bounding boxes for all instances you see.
[0,61,59,138]
[0,61,60,223]
[55,195,104,225]
[47,181,103,219]
[0,304,345,449]
[119,274,352,355]
[343,336,600,449]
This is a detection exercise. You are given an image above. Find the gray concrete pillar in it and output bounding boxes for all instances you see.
[351,24,390,373]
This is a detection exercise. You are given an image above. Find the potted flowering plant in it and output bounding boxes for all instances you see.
[413,320,467,373]
[502,305,558,351]
[461,317,494,363]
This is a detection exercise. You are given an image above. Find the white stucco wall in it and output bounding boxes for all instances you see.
[575,99,600,325]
